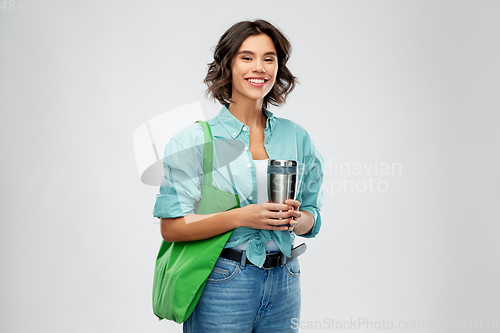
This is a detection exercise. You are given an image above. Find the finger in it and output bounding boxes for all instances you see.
[269,217,293,226]
[285,199,301,208]
[269,210,293,220]
[264,202,291,211]
[257,219,288,231]
[288,209,301,218]
[279,210,301,220]
[266,217,293,231]
[268,223,291,231]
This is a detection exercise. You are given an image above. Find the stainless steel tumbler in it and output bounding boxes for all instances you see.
[267,159,298,205]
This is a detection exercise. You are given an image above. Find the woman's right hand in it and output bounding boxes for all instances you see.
[238,202,295,231]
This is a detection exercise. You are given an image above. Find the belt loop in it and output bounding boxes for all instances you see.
[240,250,246,269]
[280,254,286,267]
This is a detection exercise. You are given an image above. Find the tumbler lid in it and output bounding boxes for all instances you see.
[267,160,298,175]
[268,159,298,167]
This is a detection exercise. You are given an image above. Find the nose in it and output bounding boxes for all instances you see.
[253,60,265,73]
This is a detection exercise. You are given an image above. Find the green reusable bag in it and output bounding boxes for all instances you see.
[152,120,240,323]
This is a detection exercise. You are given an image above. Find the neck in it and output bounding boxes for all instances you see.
[227,98,266,128]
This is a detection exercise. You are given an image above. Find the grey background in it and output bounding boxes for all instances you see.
[1,0,499,332]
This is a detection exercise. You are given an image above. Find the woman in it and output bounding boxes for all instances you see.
[153,19,324,332]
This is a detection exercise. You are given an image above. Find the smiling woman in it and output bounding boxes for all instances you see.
[153,19,324,332]
[231,34,278,105]
[204,19,296,109]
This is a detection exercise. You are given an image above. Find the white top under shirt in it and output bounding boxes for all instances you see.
[232,159,280,252]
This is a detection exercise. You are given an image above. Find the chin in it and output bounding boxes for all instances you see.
[245,91,270,102]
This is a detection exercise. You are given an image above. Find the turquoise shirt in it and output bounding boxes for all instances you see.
[153,105,324,267]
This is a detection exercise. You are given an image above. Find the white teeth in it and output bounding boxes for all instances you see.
[247,78,265,84]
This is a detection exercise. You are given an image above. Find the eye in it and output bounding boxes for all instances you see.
[242,56,252,61]
[264,57,276,62]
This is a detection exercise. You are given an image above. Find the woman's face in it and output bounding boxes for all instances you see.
[230,34,278,105]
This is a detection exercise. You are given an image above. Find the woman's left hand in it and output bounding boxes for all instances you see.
[285,199,301,232]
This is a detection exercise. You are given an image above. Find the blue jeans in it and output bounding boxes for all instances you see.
[183,251,301,332]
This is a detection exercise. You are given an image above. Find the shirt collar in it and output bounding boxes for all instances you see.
[216,105,276,138]
[263,109,276,131]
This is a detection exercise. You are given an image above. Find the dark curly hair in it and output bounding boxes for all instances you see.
[204,20,297,109]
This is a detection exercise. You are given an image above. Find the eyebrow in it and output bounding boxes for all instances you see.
[238,50,277,57]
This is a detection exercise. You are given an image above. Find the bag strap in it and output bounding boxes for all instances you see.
[196,120,213,186]
[196,120,238,194]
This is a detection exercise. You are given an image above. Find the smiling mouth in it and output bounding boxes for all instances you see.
[246,78,268,84]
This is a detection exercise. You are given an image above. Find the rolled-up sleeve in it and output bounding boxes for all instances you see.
[153,128,203,218]
[297,135,324,238]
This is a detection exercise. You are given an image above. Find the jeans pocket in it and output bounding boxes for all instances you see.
[207,257,240,284]
[285,257,301,278]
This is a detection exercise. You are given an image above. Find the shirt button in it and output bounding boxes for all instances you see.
[245,146,249,150]
[243,126,247,131]
[232,132,237,136]
[248,196,253,201]
[247,163,252,168]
